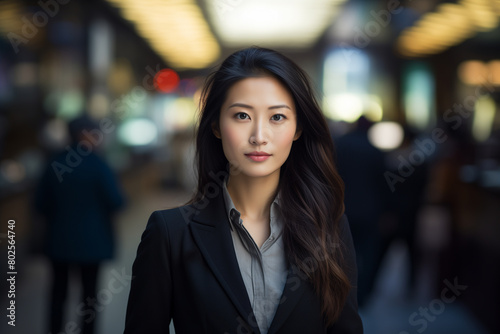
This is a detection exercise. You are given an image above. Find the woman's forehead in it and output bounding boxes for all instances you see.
[222,76,295,108]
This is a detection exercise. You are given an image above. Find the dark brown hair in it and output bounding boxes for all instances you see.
[191,47,350,325]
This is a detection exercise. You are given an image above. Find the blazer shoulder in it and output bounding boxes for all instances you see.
[338,214,353,239]
[146,202,202,237]
[337,214,355,266]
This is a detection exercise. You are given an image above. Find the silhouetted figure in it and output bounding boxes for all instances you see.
[35,115,125,334]
[334,116,389,307]
[378,127,428,295]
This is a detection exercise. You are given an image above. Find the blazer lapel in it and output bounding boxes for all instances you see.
[187,190,260,334]
[267,266,309,334]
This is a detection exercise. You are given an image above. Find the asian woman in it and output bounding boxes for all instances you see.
[124,47,363,334]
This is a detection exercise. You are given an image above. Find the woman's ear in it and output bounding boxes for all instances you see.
[212,122,221,139]
[293,127,302,141]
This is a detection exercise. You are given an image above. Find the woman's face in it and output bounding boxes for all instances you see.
[214,75,301,179]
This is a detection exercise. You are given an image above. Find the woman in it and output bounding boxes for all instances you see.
[124,47,363,334]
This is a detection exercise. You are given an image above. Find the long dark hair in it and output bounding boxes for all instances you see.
[191,47,350,325]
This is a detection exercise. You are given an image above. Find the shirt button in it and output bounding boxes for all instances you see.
[230,209,236,220]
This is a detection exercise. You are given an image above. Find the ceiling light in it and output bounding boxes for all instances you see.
[106,0,220,69]
[397,0,500,57]
[463,0,499,31]
[204,0,347,48]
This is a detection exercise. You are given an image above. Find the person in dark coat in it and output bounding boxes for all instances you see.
[334,116,389,307]
[35,115,125,334]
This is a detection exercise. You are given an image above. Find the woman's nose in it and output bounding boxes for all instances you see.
[249,120,268,145]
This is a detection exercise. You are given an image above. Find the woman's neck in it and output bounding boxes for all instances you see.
[226,172,279,222]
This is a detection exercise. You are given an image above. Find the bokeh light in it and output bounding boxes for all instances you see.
[154,69,180,94]
[368,121,404,151]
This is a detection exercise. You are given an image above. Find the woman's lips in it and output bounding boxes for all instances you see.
[245,151,271,162]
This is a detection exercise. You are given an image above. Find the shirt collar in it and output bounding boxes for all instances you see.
[222,176,282,235]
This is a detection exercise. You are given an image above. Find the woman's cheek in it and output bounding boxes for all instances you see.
[276,127,297,149]
[221,124,243,159]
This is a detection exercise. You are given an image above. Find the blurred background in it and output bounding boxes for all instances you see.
[0,0,499,333]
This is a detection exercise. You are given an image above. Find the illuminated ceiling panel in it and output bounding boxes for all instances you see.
[204,0,347,48]
[106,0,220,69]
[397,0,500,57]
[0,1,23,37]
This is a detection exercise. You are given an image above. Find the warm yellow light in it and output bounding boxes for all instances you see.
[489,61,500,85]
[105,0,220,69]
[0,1,24,35]
[397,27,449,56]
[397,0,499,57]
[440,6,474,40]
[437,3,472,44]
[494,0,500,14]
[462,0,499,31]
[458,60,489,85]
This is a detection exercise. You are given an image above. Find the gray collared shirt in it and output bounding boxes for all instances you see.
[222,181,288,334]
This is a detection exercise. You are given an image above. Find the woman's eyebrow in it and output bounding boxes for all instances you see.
[227,103,292,110]
[268,104,291,110]
[227,103,253,110]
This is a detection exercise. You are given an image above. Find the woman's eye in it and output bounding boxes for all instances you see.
[271,114,286,121]
[235,112,249,120]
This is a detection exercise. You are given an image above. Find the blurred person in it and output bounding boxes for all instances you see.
[334,116,389,307]
[124,47,363,334]
[378,127,429,295]
[35,115,125,334]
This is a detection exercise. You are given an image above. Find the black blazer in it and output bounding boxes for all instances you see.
[124,189,363,334]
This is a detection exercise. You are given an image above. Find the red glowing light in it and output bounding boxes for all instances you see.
[154,68,180,93]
